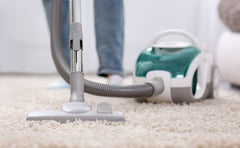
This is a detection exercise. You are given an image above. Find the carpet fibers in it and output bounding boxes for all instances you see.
[0,75,240,148]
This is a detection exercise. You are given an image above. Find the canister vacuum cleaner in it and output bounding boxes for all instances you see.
[134,30,216,103]
[27,0,216,123]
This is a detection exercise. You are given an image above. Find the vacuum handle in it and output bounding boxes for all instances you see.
[149,29,201,48]
[70,0,82,24]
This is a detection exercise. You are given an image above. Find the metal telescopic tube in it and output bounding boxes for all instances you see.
[70,49,83,72]
[70,0,83,73]
[70,0,81,24]
[69,0,84,102]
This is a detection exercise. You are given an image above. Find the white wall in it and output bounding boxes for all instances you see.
[0,0,224,74]
[0,0,55,73]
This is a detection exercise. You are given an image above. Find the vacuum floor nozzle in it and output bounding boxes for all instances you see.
[27,102,125,123]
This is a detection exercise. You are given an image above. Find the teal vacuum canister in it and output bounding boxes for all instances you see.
[134,29,216,103]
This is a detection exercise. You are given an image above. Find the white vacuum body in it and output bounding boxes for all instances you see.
[133,29,215,103]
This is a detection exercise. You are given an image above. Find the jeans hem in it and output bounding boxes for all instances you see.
[98,68,124,77]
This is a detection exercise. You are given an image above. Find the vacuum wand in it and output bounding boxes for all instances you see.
[69,0,84,102]
[26,0,125,123]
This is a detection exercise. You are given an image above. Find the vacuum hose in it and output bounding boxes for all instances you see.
[50,0,157,98]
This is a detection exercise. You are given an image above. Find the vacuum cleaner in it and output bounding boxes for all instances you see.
[27,0,216,123]
[133,30,215,103]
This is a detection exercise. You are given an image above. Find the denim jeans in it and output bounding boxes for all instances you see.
[42,0,124,77]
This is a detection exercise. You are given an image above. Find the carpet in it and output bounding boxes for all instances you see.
[0,74,239,148]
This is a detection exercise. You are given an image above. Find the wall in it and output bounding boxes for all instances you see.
[0,0,224,74]
[0,0,54,73]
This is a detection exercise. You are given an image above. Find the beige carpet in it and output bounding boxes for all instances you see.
[0,74,240,148]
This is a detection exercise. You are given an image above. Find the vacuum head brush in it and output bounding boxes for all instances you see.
[27,102,125,123]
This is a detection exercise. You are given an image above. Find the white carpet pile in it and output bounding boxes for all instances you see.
[0,75,239,148]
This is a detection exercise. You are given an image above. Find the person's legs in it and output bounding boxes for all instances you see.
[43,0,70,89]
[42,0,51,24]
[43,0,125,86]
[42,0,70,65]
[94,0,124,81]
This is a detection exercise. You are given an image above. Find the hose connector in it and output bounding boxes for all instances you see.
[146,77,165,98]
